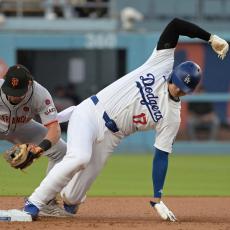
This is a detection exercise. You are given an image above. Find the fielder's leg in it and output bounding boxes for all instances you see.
[60,130,122,212]
[2,121,68,217]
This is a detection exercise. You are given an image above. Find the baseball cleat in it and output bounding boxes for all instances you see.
[23,200,39,220]
[39,199,75,218]
[63,203,79,214]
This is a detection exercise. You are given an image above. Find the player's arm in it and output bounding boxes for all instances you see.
[151,148,168,204]
[157,18,228,59]
[150,122,180,221]
[44,120,61,146]
[149,148,177,221]
[4,121,62,170]
[31,84,62,154]
[27,120,61,156]
[157,18,210,50]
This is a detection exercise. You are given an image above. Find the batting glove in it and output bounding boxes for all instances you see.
[209,34,229,60]
[150,200,177,222]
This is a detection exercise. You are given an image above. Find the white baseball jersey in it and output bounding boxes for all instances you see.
[97,48,180,153]
[30,47,182,208]
[0,80,57,135]
[58,48,180,152]
[57,48,180,153]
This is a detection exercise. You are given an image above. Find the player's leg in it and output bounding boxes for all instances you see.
[1,123,68,217]
[10,120,66,173]
[60,130,122,212]
[26,100,99,212]
[2,122,69,217]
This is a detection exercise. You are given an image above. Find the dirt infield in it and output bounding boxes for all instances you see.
[0,196,230,230]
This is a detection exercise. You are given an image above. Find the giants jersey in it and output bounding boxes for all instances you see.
[0,80,57,134]
[97,48,181,153]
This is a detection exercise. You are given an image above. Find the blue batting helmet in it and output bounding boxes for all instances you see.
[170,61,201,93]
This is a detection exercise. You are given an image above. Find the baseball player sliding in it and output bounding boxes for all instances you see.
[21,18,228,221]
[0,64,72,216]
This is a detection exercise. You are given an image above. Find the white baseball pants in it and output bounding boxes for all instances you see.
[29,98,122,208]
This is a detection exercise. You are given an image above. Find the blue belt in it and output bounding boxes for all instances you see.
[90,95,119,133]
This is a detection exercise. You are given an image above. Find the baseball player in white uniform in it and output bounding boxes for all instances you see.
[23,18,228,221]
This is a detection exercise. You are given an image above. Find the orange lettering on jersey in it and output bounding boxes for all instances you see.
[0,115,9,123]
[16,117,21,123]
[16,116,26,123]
[0,115,30,124]
[12,116,28,124]
[133,113,147,125]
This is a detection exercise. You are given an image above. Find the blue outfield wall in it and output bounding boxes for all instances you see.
[116,132,230,155]
[0,132,230,154]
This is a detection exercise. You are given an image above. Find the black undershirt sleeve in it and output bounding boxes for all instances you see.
[157,18,211,50]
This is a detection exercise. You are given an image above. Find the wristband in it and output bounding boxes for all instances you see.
[38,139,52,151]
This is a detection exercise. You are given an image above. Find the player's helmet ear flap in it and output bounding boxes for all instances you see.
[170,61,202,93]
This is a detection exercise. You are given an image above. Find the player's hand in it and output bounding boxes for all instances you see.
[3,143,43,170]
[27,143,44,155]
[150,200,177,222]
[209,35,229,60]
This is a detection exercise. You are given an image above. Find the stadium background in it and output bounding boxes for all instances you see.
[1,0,230,154]
[0,0,230,196]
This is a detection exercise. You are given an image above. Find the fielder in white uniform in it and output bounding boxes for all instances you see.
[24,18,229,221]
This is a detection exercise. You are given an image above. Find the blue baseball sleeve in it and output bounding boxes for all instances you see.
[152,147,169,198]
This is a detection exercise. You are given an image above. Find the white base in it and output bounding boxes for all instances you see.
[0,209,32,222]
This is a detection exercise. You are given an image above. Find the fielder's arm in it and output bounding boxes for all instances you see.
[28,121,61,155]
[5,121,61,169]
[44,120,61,145]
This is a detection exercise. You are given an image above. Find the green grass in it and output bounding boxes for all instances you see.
[0,154,229,196]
